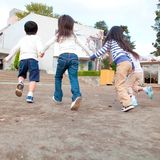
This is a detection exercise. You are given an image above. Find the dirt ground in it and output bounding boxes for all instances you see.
[0,71,160,160]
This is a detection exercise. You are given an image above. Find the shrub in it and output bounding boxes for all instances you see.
[13,50,20,70]
[9,63,17,71]
[78,70,100,76]
[101,58,116,71]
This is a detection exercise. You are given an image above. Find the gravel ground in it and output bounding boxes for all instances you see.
[0,71,160,160]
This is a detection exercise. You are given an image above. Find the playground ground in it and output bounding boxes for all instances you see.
[0,70,160,160]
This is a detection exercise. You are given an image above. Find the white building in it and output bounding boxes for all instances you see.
[141,61,160,85]
[7,8,22,26]
[0,12,103,73]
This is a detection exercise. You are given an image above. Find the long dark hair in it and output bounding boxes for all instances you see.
[105,26,139,59]
[56,15,74,42]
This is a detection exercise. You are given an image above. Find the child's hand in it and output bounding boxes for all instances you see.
[90,54,96,61]
[39,53,45,58]
[3,58,7,63]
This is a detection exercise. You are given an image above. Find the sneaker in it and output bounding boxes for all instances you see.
[15,82,24,97]
[52,96,62,104]
[131,95,138,106]
[121,105,135,112]
[26,96,34,103]
[144,86,153,99]
[70,97,82,111]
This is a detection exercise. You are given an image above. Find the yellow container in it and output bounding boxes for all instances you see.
[100,69,115,85]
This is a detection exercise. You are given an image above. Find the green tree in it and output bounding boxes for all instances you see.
[11,50,20,70]
[151,1,160,56]
[121,25,136,49]
[16,2,60,19]
[94,21,108,35]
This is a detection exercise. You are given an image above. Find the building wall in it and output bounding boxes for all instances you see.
[0,13,102,74]
[141,62,160,85]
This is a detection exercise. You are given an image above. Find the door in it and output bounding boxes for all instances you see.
[0,59,3,69]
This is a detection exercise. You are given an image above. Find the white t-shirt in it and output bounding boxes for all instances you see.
[129,54,143,73]
[6,35,43,61]
[42,34,91,57]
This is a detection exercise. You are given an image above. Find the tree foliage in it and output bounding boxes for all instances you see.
[151,1,160,56]
[121,25,136,49]
[16,2,60,19]
[94,21,108,35]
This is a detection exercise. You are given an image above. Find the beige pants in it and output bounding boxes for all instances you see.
[114,61,133,107]
[127,72,144,95]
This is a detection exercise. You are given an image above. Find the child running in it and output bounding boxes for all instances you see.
[41,14,91,111]
[90,26,138,112]
[127,54,154,106]
[4,21,44,103]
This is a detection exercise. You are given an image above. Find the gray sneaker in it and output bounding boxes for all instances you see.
[70,97,82,111]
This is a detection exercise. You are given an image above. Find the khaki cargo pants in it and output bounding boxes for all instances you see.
[114,61,133,107]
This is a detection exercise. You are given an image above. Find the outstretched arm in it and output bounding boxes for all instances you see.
[36,36,45,58]
[41,37,56,53]
[74,34,92,56]
[90,41,110,61]
[94,41,110,58]
[4,42,20,62]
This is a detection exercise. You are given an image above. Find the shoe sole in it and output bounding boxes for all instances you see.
[15,83,24,97]
[26,100,33,103]
[71,97,82,111]
[15,89,22,97]
[121,106,135,112]
[52,97,62,104]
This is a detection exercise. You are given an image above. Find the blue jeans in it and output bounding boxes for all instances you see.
[54,53,81,102]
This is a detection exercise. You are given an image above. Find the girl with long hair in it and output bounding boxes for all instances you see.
[42,15,91,111]
[90,26,139,112]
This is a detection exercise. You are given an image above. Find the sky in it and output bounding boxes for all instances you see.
[0,0,158,56]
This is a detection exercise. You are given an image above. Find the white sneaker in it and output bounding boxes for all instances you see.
[52,96,62,104]
[70,97,82,111]
[121,105,135,112]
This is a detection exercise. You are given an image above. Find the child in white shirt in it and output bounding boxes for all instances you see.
[127,54,154,106]
[4,21,43,103]
[41,15,91,111]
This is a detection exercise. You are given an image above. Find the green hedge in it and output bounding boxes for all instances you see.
[101,58,116,71]
[78,70,100,76]
[13,50,20,70]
